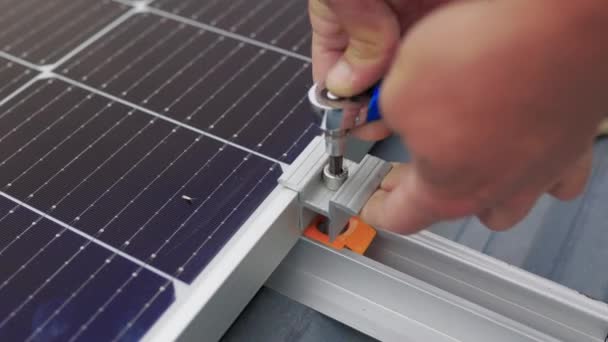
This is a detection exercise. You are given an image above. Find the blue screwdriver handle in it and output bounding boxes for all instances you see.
[366,84,382,123]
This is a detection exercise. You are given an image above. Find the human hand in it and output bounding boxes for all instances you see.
[310,0,608,233]
[360,0,608,233]
[309,0,447,140]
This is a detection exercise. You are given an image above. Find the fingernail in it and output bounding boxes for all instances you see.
[327,60,353,94]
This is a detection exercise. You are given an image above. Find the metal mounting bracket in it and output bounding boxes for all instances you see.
[279,136,392,241]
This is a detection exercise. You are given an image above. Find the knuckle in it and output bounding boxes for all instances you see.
[347,32,396,62]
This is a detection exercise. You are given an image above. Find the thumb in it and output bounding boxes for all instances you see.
[361,164,480,234]
[361,165,441,234]
[324,0,400,96]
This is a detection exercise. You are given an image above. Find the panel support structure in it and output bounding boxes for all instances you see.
[267,230,608,342]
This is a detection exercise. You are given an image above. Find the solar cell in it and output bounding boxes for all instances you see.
[151,0,312,56]
[0,197,174,342]
[60,12,318,163]
[0,58,34,101]
[0,78,282,283]
[0,0,128,64]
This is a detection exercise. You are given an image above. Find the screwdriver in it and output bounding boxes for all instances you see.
[308,83,382,190]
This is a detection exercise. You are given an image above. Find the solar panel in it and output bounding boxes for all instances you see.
[0,0,316,339]
[0,0,128,64]
[59,12,317,162]
[0,196,174,341]
[150,0,311,56]
[0,58,34,100]
[0,78,281,282]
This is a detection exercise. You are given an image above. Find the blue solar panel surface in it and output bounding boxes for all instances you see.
[0,0,128,64]
[0,79,282,283]
[0,59,34,101]
[151,0,311,57]
[0,196,174,342]
[0,0,314,340]
[59,12,317,162]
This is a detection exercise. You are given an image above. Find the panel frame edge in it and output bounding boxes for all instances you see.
[142,185,301,342]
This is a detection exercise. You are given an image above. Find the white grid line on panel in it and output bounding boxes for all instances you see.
[81,16,168,82]
[110,279,171,342]
[0,225,124,331]
[1,100,202,262]
[0,84,72,144]
[182,48,264,121]
[207,54,288,129]
[228,0,275,32]
[0,68,32,95]
[161,0,218,21]
[0,191,182,283]
[174,165,278,276]
[0,5,314,163]
[62,13,144,73]
[146,7,311,62]
[0,103,119,259]
[110,162,280,341]
[161,38,241,113]
[0,90,95,169]
[0,51,44,71]
[0,76,38,109]
[0,0,41,26]
[0,77,283,278]
[0,0,67,45]
[0,87,199,279]
[50,8,138,69]
[53,73,287,167]
[139,35,226,103]
[3,92,119,189]
[6,123,281,342]
[0,74,46,115]
[144,153,254,264]
[232,63,308,137]
[270,10,309,45]
[250,0,299,38]
[47,113,154,223]
[102,21,191,90]
[119,25,199,95]
[82,127,198,246]
[12,1,102,60]
[67,270,168,342]
[34,3,128,65]
[208,0,247,27]
[125,144,225,257]
[24,253,118,342]
[292,31,313,51]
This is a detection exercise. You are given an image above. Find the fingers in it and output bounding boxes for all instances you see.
[313,0,401,96]
[361,165,478,234]
[549,148,593,200]
[476,148,593,230]
[477,192,539,231]
[379,163,407,191]
[309,0,346,84]
[350,121,392,141]
[361,172,438,234]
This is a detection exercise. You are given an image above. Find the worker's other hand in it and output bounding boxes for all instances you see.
[309,0,447,141]
[360,0,608,233]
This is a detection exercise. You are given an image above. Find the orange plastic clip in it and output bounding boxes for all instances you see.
[303,215,377,255]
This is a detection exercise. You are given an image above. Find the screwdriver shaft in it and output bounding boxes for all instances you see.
[328,156,343,175]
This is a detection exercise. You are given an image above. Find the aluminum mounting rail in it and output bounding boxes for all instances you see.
[267,229,608,342]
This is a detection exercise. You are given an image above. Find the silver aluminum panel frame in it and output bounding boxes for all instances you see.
[143,185,302,342]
